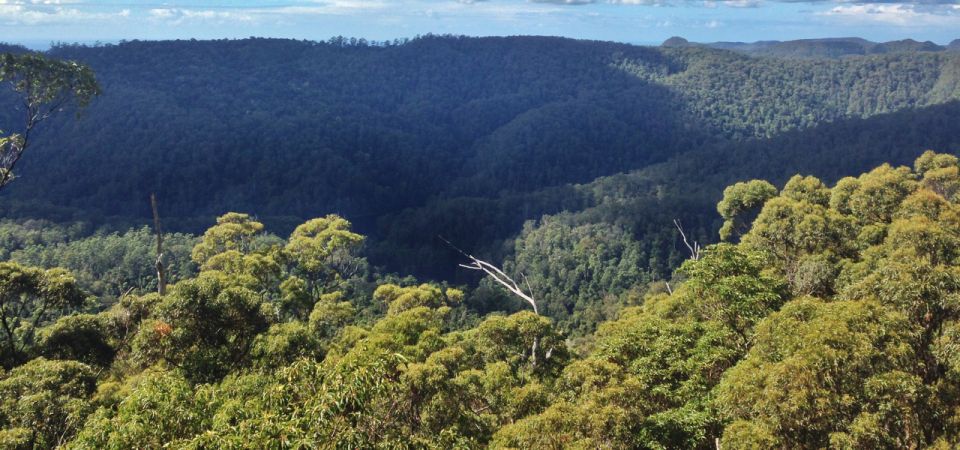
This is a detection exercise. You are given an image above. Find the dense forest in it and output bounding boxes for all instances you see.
[3,36,960,448]
[3,151,960,448]
[2,36,960,282]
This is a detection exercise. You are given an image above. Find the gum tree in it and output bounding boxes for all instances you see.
[0,52,99,191]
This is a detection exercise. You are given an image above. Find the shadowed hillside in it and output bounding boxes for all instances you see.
[2,35,960,280]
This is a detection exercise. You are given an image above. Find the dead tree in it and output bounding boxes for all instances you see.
[151,194,167,296]
[674,219,701,261]
[441,237,538,314]
[441,237,547,367]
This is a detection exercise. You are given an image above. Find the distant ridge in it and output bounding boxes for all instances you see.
[663,36,957,58]
[660,36,691,48]
[0,43,30,55]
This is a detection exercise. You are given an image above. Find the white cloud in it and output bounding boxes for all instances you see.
[148,8,176,19]
[0,2,130,25]
[29,0,82,4]
[147,8,255,25]
[723,0,760,8]
[820,2,960,26]
[533,0,596,4]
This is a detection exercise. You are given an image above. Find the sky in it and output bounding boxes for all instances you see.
[0,0,958,49]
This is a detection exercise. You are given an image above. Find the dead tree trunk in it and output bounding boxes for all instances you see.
[441,237,544,367]
[151,194,167,296]
[674,219,701,261]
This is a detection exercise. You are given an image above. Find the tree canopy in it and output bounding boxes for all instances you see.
[4,38,960,449]
[1,151,959,447]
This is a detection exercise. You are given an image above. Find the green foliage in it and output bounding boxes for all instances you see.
[0,219,88,260]
[190,213,265,267]
[36,314,114,368]
[0,52,99,189]
[674,244,787,349]
[0,358,97,449]
[0,262,86,367]
[781,174,831,205]
[717,179,778,241]
[8,226,197,302]
[843,164,918,226]
[5,38,960,282]
[283,214,368,316]
[741,182,856,295]
[716,298,919,449]
[466,310,569,376]
[506,216,649,336]
[308,291,357,338]
[0,52,99,109]
[375,283,462,316]
[712,151,960,448]
[68,369,212,449]
[5,39,960,448]
[285,214,364,275]
[131,275,273,383]
[496,244,785,449]
[0,151,956,448]
[248,321,323,369]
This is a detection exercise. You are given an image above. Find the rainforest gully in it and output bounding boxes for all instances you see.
[1,34,960,449]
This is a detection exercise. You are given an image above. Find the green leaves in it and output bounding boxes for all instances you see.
[716,298,918,449]
[37,314,114,368]
[131,275,273,383]
[0,53,99,110]
[285,215,364,275]
[0,262,86,368]
[191,213,266,267]
[0,358,97,449]
[375,283,460,316]
[14,149,960,448]
[675,244,787,348]
[709,151,960,448]
[507,216,649,337]
[717,179,777,241]
[0,52,99,190]
[68,369,213,449]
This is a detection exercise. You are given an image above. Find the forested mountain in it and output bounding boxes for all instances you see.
[6,34,960,448]
[2,35,960,285]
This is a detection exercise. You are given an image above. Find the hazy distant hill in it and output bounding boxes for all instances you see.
[663,36,954,59]
[0,43,29,54]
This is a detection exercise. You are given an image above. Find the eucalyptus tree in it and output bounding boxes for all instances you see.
[0,53,99,191]
[0,262,86,368]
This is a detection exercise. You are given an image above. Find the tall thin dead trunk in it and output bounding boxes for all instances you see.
[151,193,167,296]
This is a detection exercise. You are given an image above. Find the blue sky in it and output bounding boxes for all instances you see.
[1,0,958,48]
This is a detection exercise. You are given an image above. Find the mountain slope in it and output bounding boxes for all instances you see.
[2,36,959,279]
[367,98,960,285]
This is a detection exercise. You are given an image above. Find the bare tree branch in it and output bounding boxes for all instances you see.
[442,236,543,368]
[674,219,701,261]
[437,236,553,367]
[443,236,538,314]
